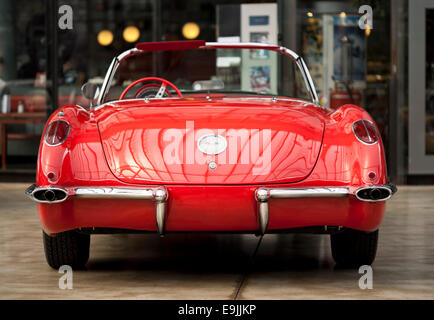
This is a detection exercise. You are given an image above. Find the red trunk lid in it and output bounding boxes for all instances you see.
[96,98,324,184]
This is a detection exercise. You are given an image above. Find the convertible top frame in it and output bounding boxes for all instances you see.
[96,41,320,106]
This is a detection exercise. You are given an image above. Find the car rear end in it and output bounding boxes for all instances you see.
[29,100,394,237]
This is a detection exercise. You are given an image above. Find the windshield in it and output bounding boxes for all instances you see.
[103,47,313,103]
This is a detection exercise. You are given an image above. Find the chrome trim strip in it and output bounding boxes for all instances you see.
[297,57,320,105]
[74,187,155,200]
[97,57,117,105]
[117,47,142,62]
[267,187,349,199]
[94,97,180,111]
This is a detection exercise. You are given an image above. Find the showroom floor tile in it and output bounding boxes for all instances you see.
[0,183,433,299]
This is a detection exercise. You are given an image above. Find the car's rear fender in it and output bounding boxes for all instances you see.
[36,105,119,187]
[302,104,387,187]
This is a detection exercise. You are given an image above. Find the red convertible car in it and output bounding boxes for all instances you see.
[26,40,396,269]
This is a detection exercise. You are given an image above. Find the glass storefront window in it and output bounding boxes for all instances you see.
[0,0,47,170]
[56,0,156,110]
[0,0,422,181]
[297,0,391,153]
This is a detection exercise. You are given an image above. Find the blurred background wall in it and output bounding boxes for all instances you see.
[0,0,430,185]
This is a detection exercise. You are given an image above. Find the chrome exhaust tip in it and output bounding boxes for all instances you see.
[369,188,382,200]
[355,186,393,202]
[26,184,68,203]
[44,190,56,202]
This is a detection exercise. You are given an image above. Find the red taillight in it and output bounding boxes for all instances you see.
[44,120,70,146]
[352,119,379,144]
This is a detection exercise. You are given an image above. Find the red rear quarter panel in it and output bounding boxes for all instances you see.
[312,104,387,186]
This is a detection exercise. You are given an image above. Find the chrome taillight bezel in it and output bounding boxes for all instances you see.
[44,119,71,146]
[352,119,379,145]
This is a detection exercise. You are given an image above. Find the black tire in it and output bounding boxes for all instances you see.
[43,230,90,269]
[330,229,378,267]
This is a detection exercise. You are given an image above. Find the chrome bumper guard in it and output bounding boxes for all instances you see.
[25,184,168,236]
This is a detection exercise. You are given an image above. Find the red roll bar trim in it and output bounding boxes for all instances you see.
[136,40,206,52]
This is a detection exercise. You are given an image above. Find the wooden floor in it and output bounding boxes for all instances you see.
[1,183,433,299]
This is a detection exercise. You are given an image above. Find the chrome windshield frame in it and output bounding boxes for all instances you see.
[97,48,141,105]
[96,42,319,106]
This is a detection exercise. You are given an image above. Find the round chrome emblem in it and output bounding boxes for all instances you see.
[197,134,227,155]
[208,161,217,170]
